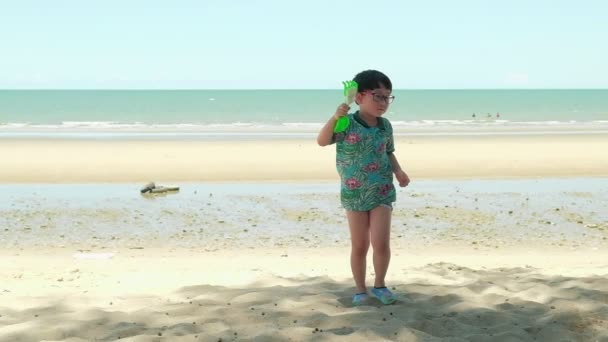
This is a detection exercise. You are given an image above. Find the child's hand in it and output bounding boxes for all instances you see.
[333,103,350,120]
[395,169,410,187]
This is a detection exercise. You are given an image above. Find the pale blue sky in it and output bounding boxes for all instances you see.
[1,0,606,89]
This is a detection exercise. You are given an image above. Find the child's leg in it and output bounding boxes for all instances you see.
[369,205,392,288]
[346,210,370,293]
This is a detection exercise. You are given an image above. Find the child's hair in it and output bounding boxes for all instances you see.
[353,70,392,93]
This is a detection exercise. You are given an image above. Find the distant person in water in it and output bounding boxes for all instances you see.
[496,113,501,119]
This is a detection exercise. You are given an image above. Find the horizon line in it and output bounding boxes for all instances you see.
[1,88,607,91]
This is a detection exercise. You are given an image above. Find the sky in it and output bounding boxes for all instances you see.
[1,0,607,89]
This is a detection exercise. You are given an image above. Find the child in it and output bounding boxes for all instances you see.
[317,70,410,306]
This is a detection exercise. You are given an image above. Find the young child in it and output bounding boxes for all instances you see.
[317,70,410,306]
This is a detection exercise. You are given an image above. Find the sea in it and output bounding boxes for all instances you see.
[1,89,607,139]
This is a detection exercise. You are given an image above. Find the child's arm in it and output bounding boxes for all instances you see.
[389,152,410,187]
[317,103,350,146]
[388,153,403,173]
[385,121,410,187]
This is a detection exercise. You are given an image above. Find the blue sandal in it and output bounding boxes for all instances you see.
[352,292,370,306]
[371,287,397,305]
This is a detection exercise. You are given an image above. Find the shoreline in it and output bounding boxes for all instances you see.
[2,179,607,250]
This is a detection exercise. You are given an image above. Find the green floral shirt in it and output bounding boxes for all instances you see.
[332,111,396,211]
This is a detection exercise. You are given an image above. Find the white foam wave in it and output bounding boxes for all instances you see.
[1,120,607,138]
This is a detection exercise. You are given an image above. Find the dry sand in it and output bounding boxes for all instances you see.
[1,134,607,183]
[1,247,607,341]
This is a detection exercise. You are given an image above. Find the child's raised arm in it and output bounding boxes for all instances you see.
[317,103,349,146]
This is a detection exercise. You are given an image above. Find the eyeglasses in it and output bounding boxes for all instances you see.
[367,92,395,104]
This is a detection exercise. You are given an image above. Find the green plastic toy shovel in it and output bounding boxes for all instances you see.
[334,80,358,133]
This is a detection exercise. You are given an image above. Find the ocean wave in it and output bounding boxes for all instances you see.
[2,119,608,129]
[1,120,607,138]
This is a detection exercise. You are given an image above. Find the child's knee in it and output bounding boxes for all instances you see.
[372,241,390,254]
[351,241,370,255]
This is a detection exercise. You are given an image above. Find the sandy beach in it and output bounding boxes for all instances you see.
[1,247,608,341]
[1,134,608,341]
[1,134,607,183]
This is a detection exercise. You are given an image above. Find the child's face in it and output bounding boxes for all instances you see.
[356,86,394,117]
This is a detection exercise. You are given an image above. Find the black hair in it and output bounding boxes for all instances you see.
[353,70,392,93]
